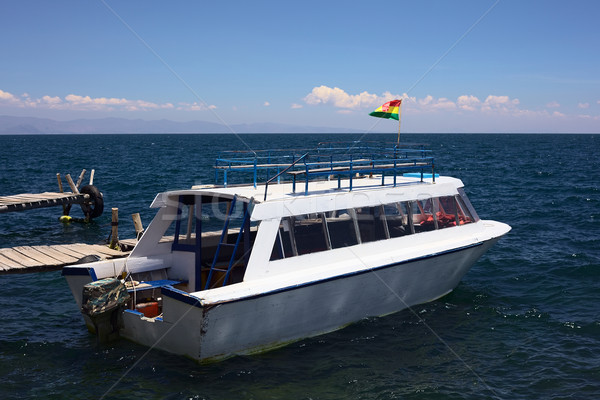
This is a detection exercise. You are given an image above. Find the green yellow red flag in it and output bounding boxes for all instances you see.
[369,99,402,121]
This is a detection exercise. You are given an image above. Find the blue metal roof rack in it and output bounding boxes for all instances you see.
[213,141,435,200]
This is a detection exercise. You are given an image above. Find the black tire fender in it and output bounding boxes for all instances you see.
[80,185,104,219]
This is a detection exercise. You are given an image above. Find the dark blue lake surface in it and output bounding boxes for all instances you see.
[0,133,598,399]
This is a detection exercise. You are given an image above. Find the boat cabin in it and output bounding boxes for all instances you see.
[124,142,479,295]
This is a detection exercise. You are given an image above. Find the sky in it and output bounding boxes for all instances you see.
[1,0,599,133]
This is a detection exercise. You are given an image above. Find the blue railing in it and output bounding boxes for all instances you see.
[213,142,435,197]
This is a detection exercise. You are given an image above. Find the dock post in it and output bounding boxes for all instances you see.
[75,169,86,189]
[132,213,144,240]
[65,174,79,194]
[56,173,69,216]
[109,208,120,250]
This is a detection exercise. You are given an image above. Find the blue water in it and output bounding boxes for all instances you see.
[0,133,598,399]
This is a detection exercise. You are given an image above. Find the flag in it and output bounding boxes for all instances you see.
[369,99,402,121]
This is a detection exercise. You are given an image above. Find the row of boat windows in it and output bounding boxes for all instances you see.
[270,194,478,260]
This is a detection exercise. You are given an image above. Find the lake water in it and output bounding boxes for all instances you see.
[0,133,598,399]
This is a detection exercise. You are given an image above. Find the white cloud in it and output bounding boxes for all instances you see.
[302,86,532,120]
[41,95,61,105]
[578,102,589,109]
[177,102,213,111]
[291,103,303,109]
[418,95,434,106]
[552,111,565,117]
[0,89,19,103]
[263,101,270,106]
[0,88,202,112]
[457,95,480,111]
[303,85,399,109]
[546,101,560,108]
[481,95,520,112]
[431,97,456,110]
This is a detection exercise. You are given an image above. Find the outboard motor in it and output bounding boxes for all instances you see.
[81,278,130,343]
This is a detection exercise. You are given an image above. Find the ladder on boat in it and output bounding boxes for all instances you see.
[204,196,253,290]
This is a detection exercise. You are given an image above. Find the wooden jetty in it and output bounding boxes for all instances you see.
[0,192,85,213]
[0,243,130,274]
[0,169,104,220]
[0,210,145,274]
[0,173,146,274]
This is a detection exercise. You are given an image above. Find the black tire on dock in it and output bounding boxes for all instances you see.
[80,185,104,219]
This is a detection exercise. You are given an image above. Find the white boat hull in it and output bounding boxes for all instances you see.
[118,238,498,362]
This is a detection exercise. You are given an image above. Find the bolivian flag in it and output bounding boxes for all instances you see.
[369,99,402,121]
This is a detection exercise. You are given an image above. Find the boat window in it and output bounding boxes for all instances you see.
[202,198,243,232]
[293,214,329,256]
[165,195,199,251]
[457,188,480,222]
[455,195,476,225]
[269,194,478,261]
[437,196,459,228]
[411,199,437,233]
[383,202,413,237]
[270,218,295,260]
[326,209,359,249]
[355,206,388,243]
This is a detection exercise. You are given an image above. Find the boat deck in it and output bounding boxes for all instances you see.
[189,173,445,204]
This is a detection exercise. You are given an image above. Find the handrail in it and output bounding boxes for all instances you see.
[264,153,308,201]
[214,142,435,194]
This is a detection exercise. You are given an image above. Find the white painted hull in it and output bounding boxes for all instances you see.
[118,238,498,361]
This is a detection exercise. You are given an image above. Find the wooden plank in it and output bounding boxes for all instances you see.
[86,244,128,257]
[0,192,79,205]
[0,248,40,267]
[53,244,93,259]
[0,253,22,270]
[62,244,127,259]
[62,244,107,259]
[13,246,62,266]
[119,238,138,248]
[34,245,79,264]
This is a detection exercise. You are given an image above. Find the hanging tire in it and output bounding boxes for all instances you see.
[80,185,104,219]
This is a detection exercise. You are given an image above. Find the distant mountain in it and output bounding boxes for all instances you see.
[0,116,362,134]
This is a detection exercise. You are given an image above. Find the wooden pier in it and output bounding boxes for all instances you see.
[0,243,130,274]
[0,169,104,220]
[0,192,85,213]
[0,171,144,274]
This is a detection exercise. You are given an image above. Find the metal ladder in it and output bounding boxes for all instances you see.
[204,196,252,290]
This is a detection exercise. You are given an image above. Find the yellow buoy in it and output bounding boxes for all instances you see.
[59,215,72,223]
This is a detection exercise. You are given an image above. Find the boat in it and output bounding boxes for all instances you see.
[62,141,511,362]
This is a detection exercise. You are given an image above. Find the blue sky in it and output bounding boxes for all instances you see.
[1,0,599,133]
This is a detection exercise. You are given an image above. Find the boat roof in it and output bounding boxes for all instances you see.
[149,142,462,218]
[150,175,465,220]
